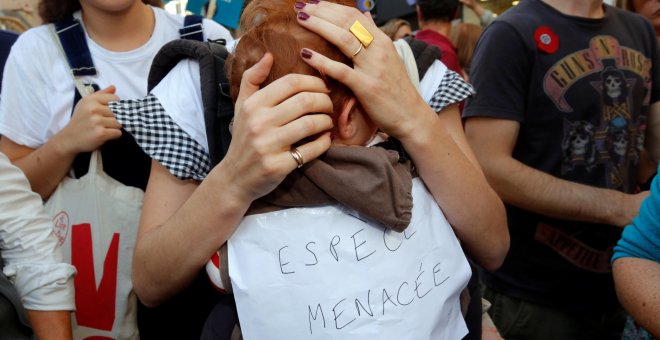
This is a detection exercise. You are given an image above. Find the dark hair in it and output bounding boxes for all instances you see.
[39,0,163,23]
[228,0,356,125]
[417,0,460,22]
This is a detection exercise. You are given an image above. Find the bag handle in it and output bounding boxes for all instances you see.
[49,23,104,174]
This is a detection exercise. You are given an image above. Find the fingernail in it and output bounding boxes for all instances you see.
[297,11,310,20]
[294,2,305,9]
[308,0,320,4]
[301,48,313,59]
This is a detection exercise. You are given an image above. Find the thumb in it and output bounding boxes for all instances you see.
[235,53,273,108]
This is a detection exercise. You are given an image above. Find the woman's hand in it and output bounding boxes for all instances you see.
[294,1,434,140]
[219,53,335,205]
[54,86,122,155]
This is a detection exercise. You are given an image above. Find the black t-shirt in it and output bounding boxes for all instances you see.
[463,0,660,313]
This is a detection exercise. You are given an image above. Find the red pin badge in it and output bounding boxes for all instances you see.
[534,26,559,54]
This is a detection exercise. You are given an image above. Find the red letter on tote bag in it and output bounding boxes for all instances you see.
[71,223,120,331]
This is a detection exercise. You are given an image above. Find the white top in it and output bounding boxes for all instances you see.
[0,152,76,311]
[228,178,471,339]
[0,6,233,148]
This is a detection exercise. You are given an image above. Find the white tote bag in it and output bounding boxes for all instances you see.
[45,151,143,340]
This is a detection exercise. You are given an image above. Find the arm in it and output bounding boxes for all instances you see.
[465,117,647,227]
[612,258,660,337]
[27,310,73,340]
[0,152,75,337]
[206,0,217,19]
[0,86,121,199]
[458,0,494,26]
[295,2,508,270]
[132,55,335,306]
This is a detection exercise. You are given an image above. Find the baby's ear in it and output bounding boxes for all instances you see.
[337,97,358,140]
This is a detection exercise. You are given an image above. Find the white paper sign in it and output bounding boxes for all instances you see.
[229,179,471,340]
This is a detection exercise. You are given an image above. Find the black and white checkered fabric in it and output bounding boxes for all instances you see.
[109,94,210,181]
[428,70,475,112]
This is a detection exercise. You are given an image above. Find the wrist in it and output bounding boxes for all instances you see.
[49,133,79,159]
[394,103,440,148]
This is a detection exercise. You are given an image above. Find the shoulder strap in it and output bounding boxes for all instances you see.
[53,15,96,77]
[180,15,205,42]
[404,36,442,80]
[147,39,233,166]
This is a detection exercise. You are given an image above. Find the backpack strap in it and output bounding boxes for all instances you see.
[180,15,205,42]
[53,15,96,77]
[147,39,233,166]
[403,36,442,80]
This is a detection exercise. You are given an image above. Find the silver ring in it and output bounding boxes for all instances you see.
[290,147,304,168]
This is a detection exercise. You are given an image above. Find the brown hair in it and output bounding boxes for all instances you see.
[227,0,356,124]
[39,0,163,23]
[450,23,483,76]
[379,18,412,40]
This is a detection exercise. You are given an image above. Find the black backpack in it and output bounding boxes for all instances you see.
[147,38,234,168]
[403,36,443,80]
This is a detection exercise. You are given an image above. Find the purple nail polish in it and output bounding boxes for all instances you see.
[308,0,320,4]
[294,1,305,9]
[297,11,310,20]
[301,48,313,59]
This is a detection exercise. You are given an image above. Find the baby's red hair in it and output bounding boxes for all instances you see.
[227,0,358,122]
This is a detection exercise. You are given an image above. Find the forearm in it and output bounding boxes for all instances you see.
[398,110,508,270]
[27,310,73,340]
[0,136,76,199]
[613,258,660,337]
[132,162,250,307]
[470,3,486,18]
[486,155,638,227]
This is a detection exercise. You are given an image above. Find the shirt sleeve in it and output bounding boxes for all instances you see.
[612,166,660,263]
[202,18,234,43]
[462,21,533,122]
[0,153,76,311]
[0,29,58,148]
[109,93,211,181]
[428,69,475,112]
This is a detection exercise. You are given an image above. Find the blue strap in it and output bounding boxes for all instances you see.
[180,15,205,42]
[53,15,96,77]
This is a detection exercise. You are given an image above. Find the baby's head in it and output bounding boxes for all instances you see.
[227,0,378,146]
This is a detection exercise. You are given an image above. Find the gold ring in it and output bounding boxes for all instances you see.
[352,43,363,57]
[349,20,374,48]
[290,147,304,168]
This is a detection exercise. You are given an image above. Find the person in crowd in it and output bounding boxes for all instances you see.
[0,29,18,92]
[415,0,463,76]
[626,0,660,42]
[458,0,495,26]
[379,18,413,40]
[0,151,76,340]
[449,22,482,80]
[612,181,660,339]
[612,170,660,338]
[463,0,660,338]
[111,0,507,338]
[0,0,233,338]
[625,0,660,193]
